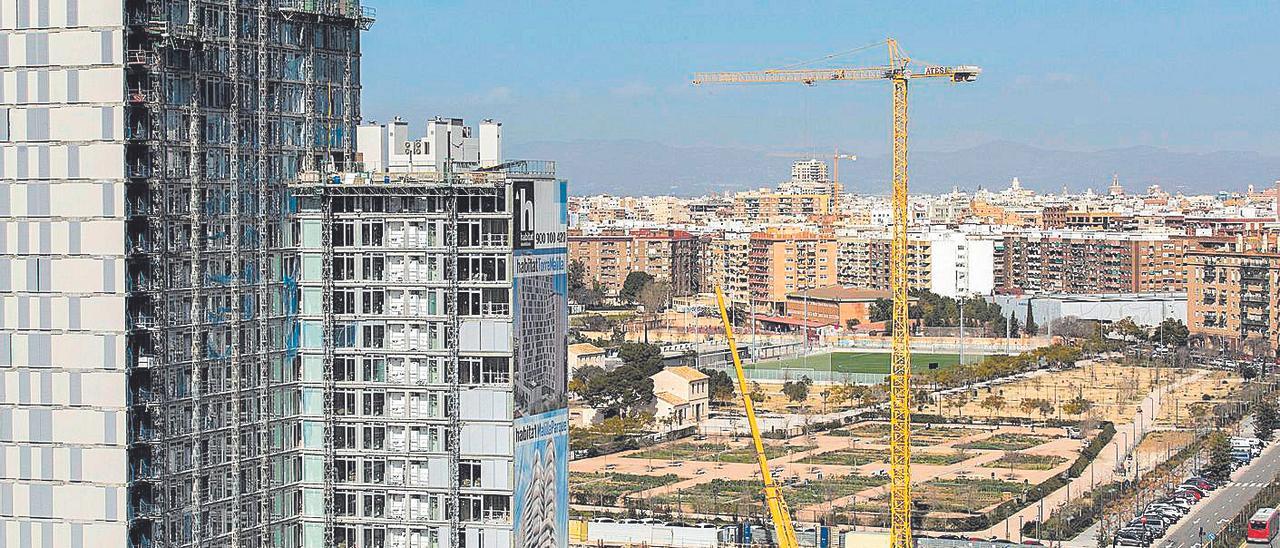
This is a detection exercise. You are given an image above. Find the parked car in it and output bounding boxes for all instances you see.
[1183,477,1216,491]
[1178,485,1208,498]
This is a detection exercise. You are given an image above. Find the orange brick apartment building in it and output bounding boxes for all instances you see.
[748,229,838,315]
[1186,234,1280,355]
[568,228,702,297]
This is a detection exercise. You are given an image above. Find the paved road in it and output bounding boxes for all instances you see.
[1159,423,1280,548]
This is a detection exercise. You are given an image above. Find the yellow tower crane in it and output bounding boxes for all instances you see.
[696,39,980,548]
[714,286,798,548]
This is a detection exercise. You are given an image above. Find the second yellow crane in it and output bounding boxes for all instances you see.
[695,39,980,548]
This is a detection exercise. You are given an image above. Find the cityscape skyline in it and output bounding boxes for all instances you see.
[361,1,1280,155]
[5,3,1280,548]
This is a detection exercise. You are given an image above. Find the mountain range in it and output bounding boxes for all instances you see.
[506,140,1280,197]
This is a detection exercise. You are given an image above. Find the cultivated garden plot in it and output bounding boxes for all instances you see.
[646,474,888,515]
[979,452,1068,471]
[959,433,1050,451]
[570,472,681,505]
[800,447,971,467]
[623,442,816,464]
[851,477,1032,515]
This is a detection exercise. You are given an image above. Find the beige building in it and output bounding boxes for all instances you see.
[705,235,752,307]
[568,342,607,373]
[732,189,834,221]
[1186,234,1280,354]
[785,286,894,329]
[650,366,711,429]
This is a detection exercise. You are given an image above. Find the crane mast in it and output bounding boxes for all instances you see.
[714,286,799,548]
[695,39,979,548]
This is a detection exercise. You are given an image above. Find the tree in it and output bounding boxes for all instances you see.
[1112,317,1148,342]
[1156,318,1190,347]
[781,376,813,404]
[1061,395,1093,416]
[570,365,606,394]
[637,279,672,314]
[980,394,1006,418]
[782,380,810,403]
[617,342,664,373]
[1019,398,1037,416]
[568,260,604,308]
[581,363,656,418]
[1023,301,1038,336]
[1254,398,1278,442]
[1202,431,1233,481]
[869,298,893,323]
[748,381,766,405]
[620,271,655,302]
[1007,314,1021,338]
[699,368,736,402]
[1049,316,1096,340]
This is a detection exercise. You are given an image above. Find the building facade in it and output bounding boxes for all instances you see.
[1186,235,1280,354]
[3,1,372,547]
[567,228,700,297]
[290,162,569,548]
[747,229,838,315]
[997,231,1188,295]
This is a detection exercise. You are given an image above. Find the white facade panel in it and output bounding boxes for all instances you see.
[47,29,114,66]
[49,104,111,140]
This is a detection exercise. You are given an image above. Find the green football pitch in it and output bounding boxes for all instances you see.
[746,351,970,374]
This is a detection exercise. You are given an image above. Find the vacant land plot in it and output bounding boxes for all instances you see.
[943,362,1182,424]
[748,352,972,375]
[959,433,1049,451]
[980,452,1067,471]
[1154,370,1243,428]
[624,442,815,464]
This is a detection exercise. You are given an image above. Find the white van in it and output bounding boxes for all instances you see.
[1231,437,1263,457]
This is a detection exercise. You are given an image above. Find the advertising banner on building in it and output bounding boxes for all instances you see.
[514,408,569,548]
[513,179,568,418]
[512,178,569,548]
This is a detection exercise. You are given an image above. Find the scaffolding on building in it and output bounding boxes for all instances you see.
[123,1,371,547]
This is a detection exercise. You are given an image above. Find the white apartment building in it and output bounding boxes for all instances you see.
[290,153,569,548]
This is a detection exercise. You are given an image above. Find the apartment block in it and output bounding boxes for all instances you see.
[1,1,373,547]
[731,190,832,221]
[290,161,569,548]
[567,228,700,297]
[864,238,932,293]
[747,229,837,315]
[704,234,750,308]
[997,231,1188,294]
[1186,234,1280,354]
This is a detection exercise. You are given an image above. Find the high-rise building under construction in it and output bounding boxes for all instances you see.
[3,2,568,548]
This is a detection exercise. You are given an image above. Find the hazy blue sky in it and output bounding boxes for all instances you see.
[360,1,1280,156]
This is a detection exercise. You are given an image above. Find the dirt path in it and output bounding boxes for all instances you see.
[975,370,1210,539]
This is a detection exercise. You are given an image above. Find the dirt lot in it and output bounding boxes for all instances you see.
[1152,370,1244,428]
[941,362,1184,424]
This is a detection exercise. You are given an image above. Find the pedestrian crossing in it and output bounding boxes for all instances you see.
[1222,481,1269,488]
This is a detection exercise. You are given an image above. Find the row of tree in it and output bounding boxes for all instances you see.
[568,261,674,313]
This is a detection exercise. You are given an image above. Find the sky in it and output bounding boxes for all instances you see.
[359,1,1280,157]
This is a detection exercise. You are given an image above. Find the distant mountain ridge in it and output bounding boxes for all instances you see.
[506,139,1280,197]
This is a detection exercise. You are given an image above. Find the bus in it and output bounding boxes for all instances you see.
[1248,508,1279,544]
